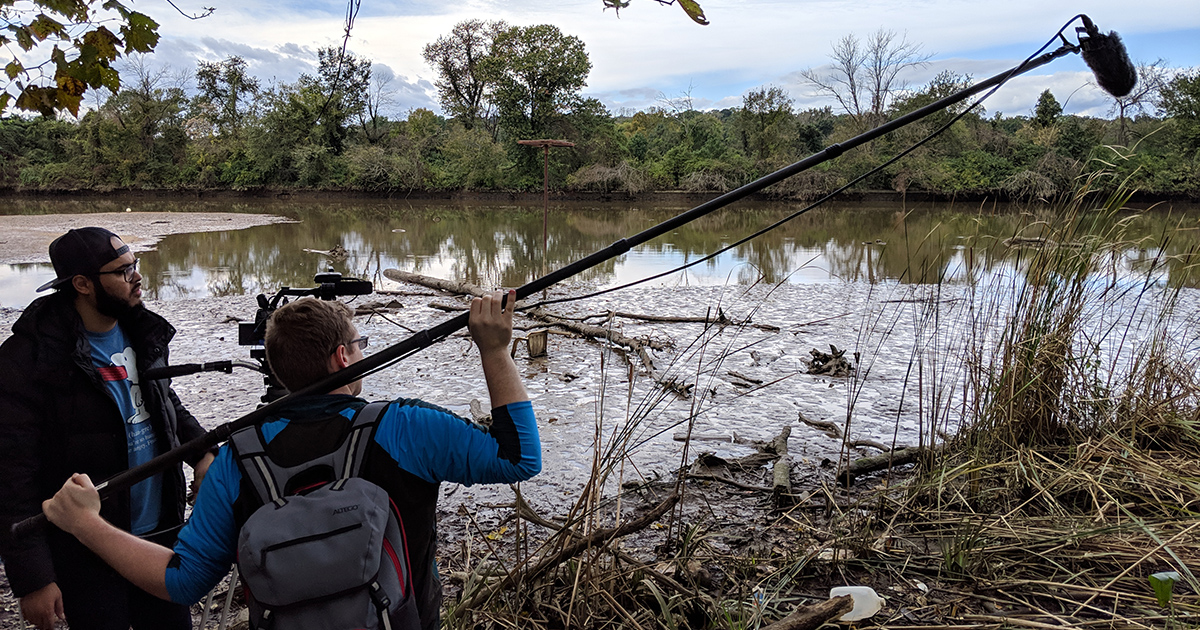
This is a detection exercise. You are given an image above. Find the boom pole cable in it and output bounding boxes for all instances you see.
[12,18,1090,537]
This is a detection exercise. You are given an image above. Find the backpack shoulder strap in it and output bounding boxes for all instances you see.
[332,401,389,489]
[230,425,285,508]
[231,401,392,502]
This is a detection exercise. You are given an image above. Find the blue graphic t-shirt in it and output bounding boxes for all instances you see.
[87,325,163,535]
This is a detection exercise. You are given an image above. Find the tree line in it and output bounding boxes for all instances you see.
[2,20,1198,200]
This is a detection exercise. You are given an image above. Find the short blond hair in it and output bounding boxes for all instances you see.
[265,298,356,391]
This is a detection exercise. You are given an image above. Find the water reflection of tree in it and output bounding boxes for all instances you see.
[125,199,1200,301]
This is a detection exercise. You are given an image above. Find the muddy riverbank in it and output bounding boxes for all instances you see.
[1,210,1195,628]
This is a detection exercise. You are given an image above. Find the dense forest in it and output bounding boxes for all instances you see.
[2,20,1198,200]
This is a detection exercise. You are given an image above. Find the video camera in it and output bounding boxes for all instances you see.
[238,271,373,402]
[143,272,373,403]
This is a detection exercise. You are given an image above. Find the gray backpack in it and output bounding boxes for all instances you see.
[231,402,420,630]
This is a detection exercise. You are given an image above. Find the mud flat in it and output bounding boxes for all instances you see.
[0,211,293,265]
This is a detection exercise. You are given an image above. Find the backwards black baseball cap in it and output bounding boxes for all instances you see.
[36,227,131,292]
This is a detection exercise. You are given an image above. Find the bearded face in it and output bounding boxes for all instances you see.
[91,273,144,320]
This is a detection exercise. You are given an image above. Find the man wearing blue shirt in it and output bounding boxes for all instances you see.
[44,290,541,629]
[0,227,213,630]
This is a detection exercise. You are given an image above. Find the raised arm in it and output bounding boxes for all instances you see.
[468,290,528,409]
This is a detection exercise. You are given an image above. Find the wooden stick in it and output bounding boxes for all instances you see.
[513,496,710,603]
[760,595,854,630]
[771,426,793,507]
[386,268,689,396]
[453,492,680,615]
[588,310,781,332]
[836,446,924,484]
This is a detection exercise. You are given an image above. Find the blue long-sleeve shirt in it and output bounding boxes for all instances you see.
[165,396,539,606]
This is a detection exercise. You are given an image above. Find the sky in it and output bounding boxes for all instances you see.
[105,0,1200,119]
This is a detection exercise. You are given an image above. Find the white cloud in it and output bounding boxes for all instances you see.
[129,0,1200,119]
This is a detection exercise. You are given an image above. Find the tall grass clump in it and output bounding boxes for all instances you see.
[855,164,1200,625]
[949,168,1200,494]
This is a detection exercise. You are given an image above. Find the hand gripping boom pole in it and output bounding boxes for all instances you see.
[12,40,1083,538]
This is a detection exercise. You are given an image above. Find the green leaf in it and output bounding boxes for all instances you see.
[57,89,82,117]
[102,0,133,18]
[15,26,35,51]
[0,93,9,112]
[1150,571,1180,607]
[55,74,85,116]
[83,26,121,61]
[121,12,160,53]
[37,0,90,21]
[4,59,22,80]
[29,14,67,41]
[15,85,56,116]
[98,64,120,92]
[50,45,67,68]
[677,0,708,25]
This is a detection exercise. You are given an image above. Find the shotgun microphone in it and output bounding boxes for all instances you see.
[142,361,233,380]
[1077,15,1137,98]
[142,360,262,380]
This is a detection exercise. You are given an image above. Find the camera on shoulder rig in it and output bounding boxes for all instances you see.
[238,271,374,403]
[141,272,373,402]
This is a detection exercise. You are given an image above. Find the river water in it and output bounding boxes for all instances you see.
[2,196,1199,308]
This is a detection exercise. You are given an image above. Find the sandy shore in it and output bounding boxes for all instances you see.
[0,211,293,265]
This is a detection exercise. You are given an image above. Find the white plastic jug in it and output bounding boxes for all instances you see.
[829,585,885,621]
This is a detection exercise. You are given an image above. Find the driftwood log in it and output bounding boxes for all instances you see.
[677,427,794,498]
[760,595,854,630]
[583,310,781,332]
[797,412,891,452]
[383,268,689,396]
[836,446,923,484]
[807,344,856,377]
[795,411,922,484]
[384,269,481,295]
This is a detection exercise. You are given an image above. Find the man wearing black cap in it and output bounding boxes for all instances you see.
[0,228,213,630]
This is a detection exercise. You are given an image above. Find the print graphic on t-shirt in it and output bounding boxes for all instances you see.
[111,347,150,425]
[88,326,163,535]
[97,365,128,381]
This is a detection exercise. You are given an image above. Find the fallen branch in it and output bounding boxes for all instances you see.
[386,268,687,395]
[585,310,781,332]
[728,370,764,384]
[384,269,483,296]
[672,432,754,444]
[807,344,856,377]
[452,491,681,615]
[760,595,854,630]
[375,288,437,297]
[513,495,710,604]
[836,446,924,484]
[798,411,892,452]
[428,301,467,312]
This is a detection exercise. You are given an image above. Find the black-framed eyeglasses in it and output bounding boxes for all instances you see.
[96,258,140,283]
[336,336,369,353]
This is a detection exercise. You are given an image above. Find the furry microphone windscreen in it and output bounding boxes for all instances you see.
[1080,28,1137,98]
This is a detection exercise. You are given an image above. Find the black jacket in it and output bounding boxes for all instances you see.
[0,292,207,597]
